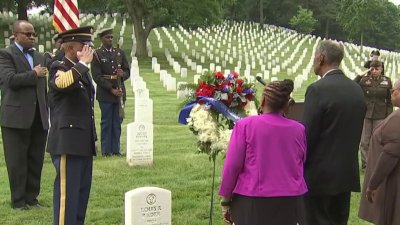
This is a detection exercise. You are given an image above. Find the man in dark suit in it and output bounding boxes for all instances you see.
[302,40,366,225]
[47,26,96,225]
[91,28,130,156]
[0,20,49,210]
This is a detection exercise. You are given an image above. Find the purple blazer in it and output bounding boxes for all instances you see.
[219,113,308,197]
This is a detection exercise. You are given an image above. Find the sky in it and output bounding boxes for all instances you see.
[389,0,400,5]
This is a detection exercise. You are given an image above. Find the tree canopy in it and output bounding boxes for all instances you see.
[290,6,318,34]
[4,0,400,51]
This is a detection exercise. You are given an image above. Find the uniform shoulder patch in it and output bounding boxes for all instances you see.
[50,60,68,71]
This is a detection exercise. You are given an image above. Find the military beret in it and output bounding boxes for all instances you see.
[58,26,94,45]
[98,28,113,38]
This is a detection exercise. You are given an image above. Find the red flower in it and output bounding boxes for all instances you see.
[236,79,243,86]
[232,71,238,78]
[196,84,215,97]
[236,86,243,94]
[214,71,224,80]
[246,93,254,101]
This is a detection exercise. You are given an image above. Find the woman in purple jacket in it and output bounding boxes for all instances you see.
[219,79,307,225]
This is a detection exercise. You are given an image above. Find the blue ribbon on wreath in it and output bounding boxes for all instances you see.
[178,97,242,125]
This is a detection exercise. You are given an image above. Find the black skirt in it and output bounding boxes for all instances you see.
[230,194,305,225]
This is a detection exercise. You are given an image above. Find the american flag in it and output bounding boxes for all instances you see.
[52,0,79,32]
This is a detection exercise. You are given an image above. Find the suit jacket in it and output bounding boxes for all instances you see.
[302,69,366,195]
[47,57,96,156]
[91,46,130,103]
[0,44,49,130]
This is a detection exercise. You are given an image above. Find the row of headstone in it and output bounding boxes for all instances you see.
[127,57,154,167]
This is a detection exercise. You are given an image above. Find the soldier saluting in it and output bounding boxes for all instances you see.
[91,28,130,157]
[47,26,97,225]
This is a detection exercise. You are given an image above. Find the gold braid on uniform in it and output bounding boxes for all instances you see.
[54,69,81,89]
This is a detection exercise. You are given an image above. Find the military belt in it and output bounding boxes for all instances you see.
[101,75,118,80]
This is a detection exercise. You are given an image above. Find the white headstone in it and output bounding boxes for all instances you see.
[151,57,157,69]
[167,77,177,91]
[196,65,202,74]
[160,70,167,81]
[38,45,44,53]
[194,74,201,84]
[163,74,171,88]
[135,98,153,123]
[45,41,51,50]
[126,122,153,166]
[154,64,160,74]
[180,68,188,78]
[135,88,150,99]
[125,187,171,225]
[210,63,215,71]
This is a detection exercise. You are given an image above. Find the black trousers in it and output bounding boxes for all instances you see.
[231,194,305,225]
[304,192,351,225]
[1,110,47,208]
[52,154,93,225]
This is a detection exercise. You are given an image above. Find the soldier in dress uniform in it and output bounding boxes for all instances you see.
[44,33,65,68]
[354,60,393,170]
[91,28,130,157]
[47,26,97,225]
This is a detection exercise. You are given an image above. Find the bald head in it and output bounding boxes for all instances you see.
[12,20,36,49]
[316,40,344,66]
[13,20,32,33]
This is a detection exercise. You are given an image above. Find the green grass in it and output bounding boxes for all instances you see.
[0,15,375,225]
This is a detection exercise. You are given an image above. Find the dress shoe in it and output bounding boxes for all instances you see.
[27,203,44,208]
[113,152,123,157]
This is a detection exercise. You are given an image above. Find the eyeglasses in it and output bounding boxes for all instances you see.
[104,35,113,39]
[16,32,37,37]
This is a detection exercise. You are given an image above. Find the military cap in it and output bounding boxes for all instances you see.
[58,26,94,45]
[371,50,380,56]
[98,28,113,38]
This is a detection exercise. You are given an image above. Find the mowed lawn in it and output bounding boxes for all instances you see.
[0,18,373,224]
[0,58,373,225]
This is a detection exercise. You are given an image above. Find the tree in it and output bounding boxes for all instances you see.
[337,0,381,53]
[0,0,52,20]
[122,0,224,57]
[289,6,317,34]
[307,0,339,38]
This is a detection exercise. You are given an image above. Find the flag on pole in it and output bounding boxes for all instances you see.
[53,0,80,32]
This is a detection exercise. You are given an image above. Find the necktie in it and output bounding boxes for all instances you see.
[23,48,34,55]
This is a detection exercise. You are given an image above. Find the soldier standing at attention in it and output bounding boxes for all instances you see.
[354,60,393,170]
[44,34,65,65]
[91,28,130,157]
[47,26,97,225]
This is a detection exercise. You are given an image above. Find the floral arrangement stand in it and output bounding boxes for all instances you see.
[179,71,258,225]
